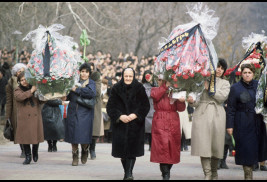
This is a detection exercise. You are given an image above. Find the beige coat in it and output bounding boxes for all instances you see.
[92,74,104,137]
[5,76,18,143]
[14,87,44,144]
[190,77,230,159]
[178,102,192,139]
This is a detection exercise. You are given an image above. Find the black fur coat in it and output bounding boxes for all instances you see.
[107,76,150,158]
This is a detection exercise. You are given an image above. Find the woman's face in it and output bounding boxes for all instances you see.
[216,65,225,78]
[80,69,90,81]
[19,76,29,87]
[16,68,25,77]
[123,69,134,85]
[157,79,163,87]
[242,68,254,83]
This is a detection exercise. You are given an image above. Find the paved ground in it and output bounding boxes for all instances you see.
[0,140,267,180]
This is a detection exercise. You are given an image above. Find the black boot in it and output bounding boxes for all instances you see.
[121,158,126,180]
[160,163,170,180]
[81,144,89,164]
[124,158,135,180]
[47,140,53,152]
[52,140,57,152]
[23,144,31,165]
[20,144,25,158]
[32,143,39,162]
[148,133,151,151]
[89,138,96,160]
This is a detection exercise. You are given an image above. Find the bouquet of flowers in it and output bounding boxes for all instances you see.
[224,31,267,84]
[23,24,83,101]
[154,2,219,101]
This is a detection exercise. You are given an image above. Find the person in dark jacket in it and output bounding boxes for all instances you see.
[64,63,96,166]
[42,99,65,152]
[226,63,267,180]
[0,68,8,116]
[106,67,150,180]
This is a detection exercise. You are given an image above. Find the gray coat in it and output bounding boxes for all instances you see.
[143,83,154,133]
[190,77,230,159]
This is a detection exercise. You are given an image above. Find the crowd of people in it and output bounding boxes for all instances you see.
[0,46,267,180]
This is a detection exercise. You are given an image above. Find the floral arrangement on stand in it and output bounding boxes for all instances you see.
[154,2,219,101]
[224,44,265,82]
[23,24,83,101]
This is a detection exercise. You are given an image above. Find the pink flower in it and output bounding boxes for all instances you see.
[173,84,178,88]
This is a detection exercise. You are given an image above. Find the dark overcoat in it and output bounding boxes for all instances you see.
[106,78,150,158]
[64,79,96,144]
[0,76,7,105]
[42,99,65,140]
[226,79,263,165]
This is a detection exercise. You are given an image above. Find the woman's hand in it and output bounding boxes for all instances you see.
[187,96,195,104]
[204,80,209,90]
[128,113,137,121]
[227,128,233,136]
[31,86,37,93]
[120,115,131,123]
[71,86,77,92]
[178,97,185,103]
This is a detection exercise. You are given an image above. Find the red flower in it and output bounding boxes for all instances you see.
[145,74,151,81]
[254,63,261,69]
[171,74,178,82]
[42,79,47,84]
[189,72,194,78]
[172,65,178,71]
[32,65,34,68]
[235,71,241,76]
[173,84,178,88]
[176,72,182,77]
[51,76,56,81]
[182,74,189,80]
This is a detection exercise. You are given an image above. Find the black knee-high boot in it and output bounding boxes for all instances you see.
[52,140,57,152]
[23,144,31,165]
[47,140,53,152]
[20,144,25,158]
[124,158,135,180]
[148,133,152,151]
[220,145,229,169]
[89,138,96,160]
[32,143,39,162]
[160,163,170,180]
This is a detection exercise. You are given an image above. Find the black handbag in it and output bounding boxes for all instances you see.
[76,96,96,109]
[3,119,14,141]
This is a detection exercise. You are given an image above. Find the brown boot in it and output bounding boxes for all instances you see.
[201,157,212,180]
[81,144,89,164]
[72,149,79,166]
[243,165,253,180]
[211,157,219,180]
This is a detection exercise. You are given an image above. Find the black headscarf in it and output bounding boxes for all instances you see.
[18,84,35,107]
[118,67,139,101]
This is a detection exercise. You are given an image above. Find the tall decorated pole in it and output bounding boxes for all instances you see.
[80,29,90,62]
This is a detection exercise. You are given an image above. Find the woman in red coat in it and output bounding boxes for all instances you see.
[150,77,186,180]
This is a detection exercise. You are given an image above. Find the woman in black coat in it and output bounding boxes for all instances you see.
[107,67,150,180]
[226,63,267,180]
[42,99,65,152]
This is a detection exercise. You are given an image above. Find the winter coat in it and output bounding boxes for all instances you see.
[190,77,230,159]
[14,86,44,144]
[91,71,104,137]
[0,76,7,105]
[102,90,111,131]
[143,82,155,134]
[42,99,65,141]
[226,79,265,165]
[106,79,150,158]
[5,76,19,143]
[150,82,186,164]
[64,79,96,144]
[179,102,192,139]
